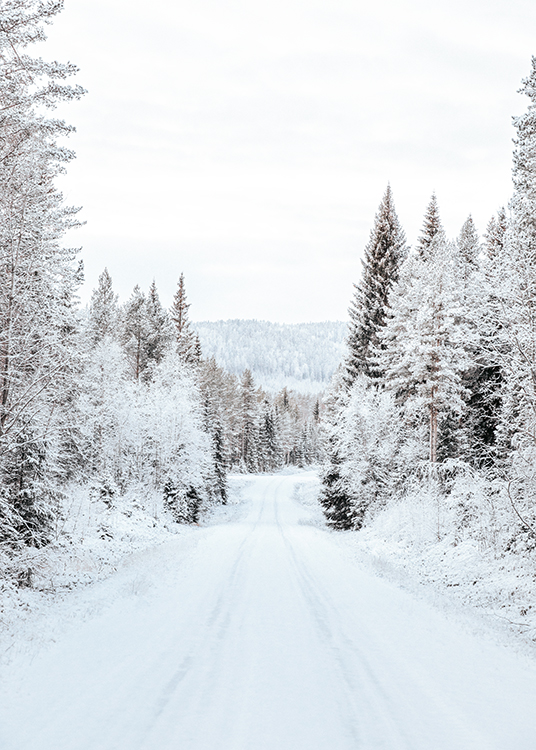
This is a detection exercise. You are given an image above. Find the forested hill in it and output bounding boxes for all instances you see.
[193,320,347,392]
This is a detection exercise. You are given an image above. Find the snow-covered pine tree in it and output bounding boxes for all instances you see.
[484,207,507,264]
[492,58,536,529]
[337,376,403,528]
[88,268,118,344]
[457,216,480,274]
[416,193,443,261]
[77,338,131,483]
[198,357,228,503]
[321,186,405,527]
[144,280,173,371]
[452,216,482,463]
[466,208,508,467]
[258,400,279,471]
[0,0,84,548]
[319,368,356,529]
[120,285,149,380]
[344,185,407,386]
[456,214,505,467]
[239,369,259,472]
[171,273,198,366]
[377,233,473,464]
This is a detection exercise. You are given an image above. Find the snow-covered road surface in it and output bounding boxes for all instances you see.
[2,472,536,749]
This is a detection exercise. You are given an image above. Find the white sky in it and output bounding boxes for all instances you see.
[44,0,536,322]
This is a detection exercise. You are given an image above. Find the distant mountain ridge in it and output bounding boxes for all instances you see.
[193,320,347,393]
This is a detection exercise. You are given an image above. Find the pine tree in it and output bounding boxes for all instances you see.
[416,193,443,260]
[492,58,536,523]
[377,235,472,463]
[484,207,507,264]
[259,399,281,471]
[120,286,149,380]
[457,215,505,468]
[457,215,480,271]
[171,273,198,365]
[198,357,228,503]
[144,280,172,370]
[88,268,118,344]
[337,376,403,528]
[319,369,356,529]
[344,185,407,385]
[0,0,84,548]
[239,369,259,472]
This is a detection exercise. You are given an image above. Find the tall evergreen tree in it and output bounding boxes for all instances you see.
[416,193,443,260]
[484,207,507,264]
[377,235,472,463]
[457,215,480,272]
[319,369,356,529]
[344,185,407,386]
[120,286,149,380]
[456,215,504,467]
[88,268,118,344]
[259,399,281,471]
[144,280,172,370]
[198,357,229,503]
[239,369,259,472]
[171,273,198,365]
[492,58,536,513]
[0,0,84,548]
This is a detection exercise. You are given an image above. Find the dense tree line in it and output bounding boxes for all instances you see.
[321,58,536,556]
[0,3,322,577]
[193,319,346,392]
[87,268,323,487]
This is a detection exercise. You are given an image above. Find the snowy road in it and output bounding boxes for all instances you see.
[2,473,536,749]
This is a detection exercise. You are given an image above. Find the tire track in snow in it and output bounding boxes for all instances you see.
[141,475,290,743]
[275,486,494,749]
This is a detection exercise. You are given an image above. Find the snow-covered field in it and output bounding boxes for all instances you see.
[2,473,536,749]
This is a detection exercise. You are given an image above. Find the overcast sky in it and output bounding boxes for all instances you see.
[45,0,535,322]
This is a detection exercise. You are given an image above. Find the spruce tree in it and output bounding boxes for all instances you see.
[171,273,198,365]
[493,58,536,516]
[344,184,407,386]
[484,207,507,264]
[457,215,480,271]
[198,357,229,503]
[120,286,149,380]
[88,268,118,344]
[0,0,84,548]
[239,369,259,472]
[416,193,444,260]
[144,280,172,369]
[377,235,472,463]
[259,399,281,471]
[456,215,505,467]
[319,369,356,529]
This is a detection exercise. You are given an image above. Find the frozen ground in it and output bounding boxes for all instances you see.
[2,472,536,749]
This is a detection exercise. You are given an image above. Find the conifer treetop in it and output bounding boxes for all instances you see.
[416,193,444,260]
[457,215,480,269]
[344,184,407,386]
[171,273,199,365]
[484,208,507,262]
[510,57,536,256]
[171,273,191,334]
[89,267,118,344]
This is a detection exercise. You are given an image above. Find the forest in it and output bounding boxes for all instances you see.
[0,2,322,591]
[194,319,346,393]
[3,0,536,627]
[319,58,536,619]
